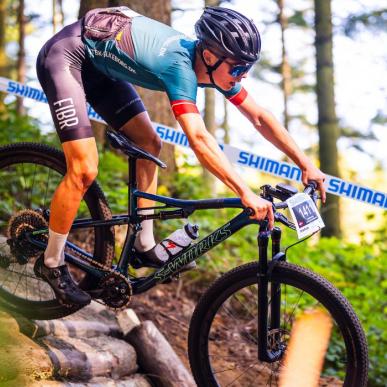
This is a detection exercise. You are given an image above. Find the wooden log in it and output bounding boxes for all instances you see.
[20,319,121,339]
[27,374,152,386]
[41,335,138,380]
[116,309,141,336]
[127,321,195,387]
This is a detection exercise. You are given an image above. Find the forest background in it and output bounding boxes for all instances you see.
[0,0,386,385]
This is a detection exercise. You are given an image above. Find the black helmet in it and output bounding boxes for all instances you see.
[195,6,261,64]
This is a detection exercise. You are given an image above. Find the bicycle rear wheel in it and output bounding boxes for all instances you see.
[188,261,368,387]
[0,143,115,319]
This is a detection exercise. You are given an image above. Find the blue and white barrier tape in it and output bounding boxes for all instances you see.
[1,77,386,209]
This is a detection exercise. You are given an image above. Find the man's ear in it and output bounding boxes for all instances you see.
[202,49,216,66]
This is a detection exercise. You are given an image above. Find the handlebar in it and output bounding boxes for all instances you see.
[303,180,318,195]
[260,181,319,230]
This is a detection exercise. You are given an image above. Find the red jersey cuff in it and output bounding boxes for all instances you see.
[171,100,199,118]
[228,87,248,106]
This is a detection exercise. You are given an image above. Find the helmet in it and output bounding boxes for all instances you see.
[195,6,261,64]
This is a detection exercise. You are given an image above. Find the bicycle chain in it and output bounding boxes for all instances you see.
[65,238,132,310]
[7,210,132,310]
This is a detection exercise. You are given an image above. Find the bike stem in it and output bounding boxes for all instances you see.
[257,223,283,363]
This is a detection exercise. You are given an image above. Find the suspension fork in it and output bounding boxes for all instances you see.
[270,227,284,347]
[257,224,283,362]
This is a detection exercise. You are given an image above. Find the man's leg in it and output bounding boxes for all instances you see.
[45,138,99,264]
[34,138,98,306]
[119,111,162,251]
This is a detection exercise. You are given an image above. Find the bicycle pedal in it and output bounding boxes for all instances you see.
[131,255,162,270]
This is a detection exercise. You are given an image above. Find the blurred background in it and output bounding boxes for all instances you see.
[0,1,385,385]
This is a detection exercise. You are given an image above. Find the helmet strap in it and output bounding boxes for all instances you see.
[199,47,224,86]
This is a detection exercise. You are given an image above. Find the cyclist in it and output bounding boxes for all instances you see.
[35,6,326,306]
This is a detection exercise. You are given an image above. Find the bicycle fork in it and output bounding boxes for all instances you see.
[257,224,286,363]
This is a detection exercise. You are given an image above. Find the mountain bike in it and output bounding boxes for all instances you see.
[0,131,368,386]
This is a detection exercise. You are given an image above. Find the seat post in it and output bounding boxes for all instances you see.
[128,156,138,217]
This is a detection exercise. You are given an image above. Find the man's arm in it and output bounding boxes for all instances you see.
[176,112,274,227]
[236,93,326,202]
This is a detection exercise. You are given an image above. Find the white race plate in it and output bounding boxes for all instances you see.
[286,193,325,239]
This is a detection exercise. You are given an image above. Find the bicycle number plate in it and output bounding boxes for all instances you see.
[286,193,325,238]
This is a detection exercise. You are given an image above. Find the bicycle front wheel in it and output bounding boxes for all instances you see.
[188,261,368,387]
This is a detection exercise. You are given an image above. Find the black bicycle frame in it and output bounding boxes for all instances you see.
[28,153,287,363]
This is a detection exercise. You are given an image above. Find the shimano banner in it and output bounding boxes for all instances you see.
[1,77,385,209]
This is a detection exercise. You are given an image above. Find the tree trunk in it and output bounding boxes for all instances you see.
[314,0,341,237]
[78,0,110,146]
[0,0,7,109]
[58,0,65,29]
[53,0,57,33]
[201,0,221,196]
[79,0,109,19]
[16,0,26,115]
[110,0,178,194]
[203,88,217,195]
[222,97,230,144]
[277,0,291,130]
[53,0,64,34]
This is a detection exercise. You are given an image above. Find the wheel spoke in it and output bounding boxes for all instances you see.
[28,163,38,206]
[225,362,260,386]
[194,263,355,386]
[43,167,52,209]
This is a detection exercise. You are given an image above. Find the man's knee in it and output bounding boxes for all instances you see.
[62,138,99,191]
[134,133,162,157]
[67,161,98,191]
[147,134,162,156]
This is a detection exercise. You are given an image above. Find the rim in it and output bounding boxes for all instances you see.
[203,279,347,386]
[0,160,96,305]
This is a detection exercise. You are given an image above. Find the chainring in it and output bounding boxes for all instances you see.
[99,272,132,309]
[7,209,48,264]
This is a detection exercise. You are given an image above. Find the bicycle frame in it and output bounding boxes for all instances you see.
[28,151,289,363]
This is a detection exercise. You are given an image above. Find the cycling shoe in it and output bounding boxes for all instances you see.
[34,255,91,306]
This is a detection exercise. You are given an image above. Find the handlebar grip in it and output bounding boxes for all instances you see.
[246,207,255,216]
[304,181,318,195]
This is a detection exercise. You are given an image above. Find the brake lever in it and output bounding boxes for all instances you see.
[274,212,296,230]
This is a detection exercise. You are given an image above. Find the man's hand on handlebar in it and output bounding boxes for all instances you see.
[300,162,326,203]
[241,190,274,229]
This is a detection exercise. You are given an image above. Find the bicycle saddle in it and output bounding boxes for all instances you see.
[107,130,167,168]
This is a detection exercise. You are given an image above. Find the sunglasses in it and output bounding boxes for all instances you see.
[227,62,253,77]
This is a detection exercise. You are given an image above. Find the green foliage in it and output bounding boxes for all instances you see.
[289,236,386,386]
[167,166,386,385]
[0,105,43,144]
[97,149,129,214]
[343,9,387,38]
[0,108,384,384]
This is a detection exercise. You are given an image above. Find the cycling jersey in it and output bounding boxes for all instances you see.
[36,6,248,143]
[82,7,247,117]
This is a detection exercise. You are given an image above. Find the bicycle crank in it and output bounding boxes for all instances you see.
[99,272,132,309]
